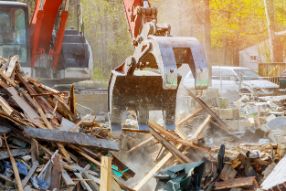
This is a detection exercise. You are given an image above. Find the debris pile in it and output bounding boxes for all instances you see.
[0,56,135,191]
[0,55,286,191]
[122,90,286,191]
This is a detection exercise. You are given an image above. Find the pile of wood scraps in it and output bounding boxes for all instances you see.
[0,56,135,190]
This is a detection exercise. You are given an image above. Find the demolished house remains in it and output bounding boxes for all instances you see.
[0,55,284,191]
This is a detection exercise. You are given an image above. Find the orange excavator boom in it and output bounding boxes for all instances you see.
[30,0,69,69]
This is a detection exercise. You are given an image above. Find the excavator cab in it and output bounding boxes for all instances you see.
[0,0,93,85]
[0,2,29,68]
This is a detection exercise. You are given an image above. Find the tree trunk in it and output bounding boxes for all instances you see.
[264,0,283,62]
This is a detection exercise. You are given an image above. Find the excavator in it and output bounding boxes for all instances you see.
[0,0,209,134]
[0,0,92,85]
[109,0,209,134]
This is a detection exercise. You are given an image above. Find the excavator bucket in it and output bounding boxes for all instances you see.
[109,36,208,135]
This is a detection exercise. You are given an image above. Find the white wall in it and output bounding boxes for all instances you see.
[239,40,270,71]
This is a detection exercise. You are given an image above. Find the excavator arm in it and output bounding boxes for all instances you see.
[123,0,156,42]
[30,0,69,69]
[28,0,92,83]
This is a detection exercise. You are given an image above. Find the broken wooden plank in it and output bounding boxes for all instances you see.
[58,118,78,132]
[0,148,29,160]
[149,127,191,163]
[128,137,154,153]
[74,172,93,191]
[187,91,234,135]
[30,92,63,97]
[6,87,41,124]
[19,89,71,161]
[0,69,17,87]
[100,156,113,191]
[16,73,60,118]
[69,145,101,167]
[0,95,13,115]
[62,169,76,187]
[69,84,76,114]
[219,164,237,181]
[50,153,62,189]
[149,121,211,153]
[82,171,99,191]
[21,161,39,187]
[5,55,19,77]
[4,135,24,191]
[176,107,203,126]
[28,78,60,94]
[262,155,286,190]
[31,139,39,163]
[24,127,119,150]
[214,176,258,190]
[0,109,33,127]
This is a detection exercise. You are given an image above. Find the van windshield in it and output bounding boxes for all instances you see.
[234,69,260,80]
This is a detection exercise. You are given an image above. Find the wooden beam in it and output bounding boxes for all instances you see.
[0,148,30,160]
[5,55,19,77]
[74,172,93,191]
[82,171,100,190]
[0,96,13,115]
[24,127,119,151]
[187,91,233,135]
[149,121,211,153]
[69,145,101,167]
[50,153,62,189]
[175,107,203,126]
[100,156,113,191]
[4,135,24,191]
[214,176,258,190]
[149,127,191,163]
[128,137,154,153]
[69,84,76,114]
[6,87,41,124]
[62,169,76,187]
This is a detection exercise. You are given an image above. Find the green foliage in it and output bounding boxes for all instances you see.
[81,0,133,80]
[211,0,286,49]
[154,0,286,50]
[93,67,107,81]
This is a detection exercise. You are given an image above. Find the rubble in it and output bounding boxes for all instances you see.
[124,88,286,190]
[0,55,285,191]
[0,56,133,190]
